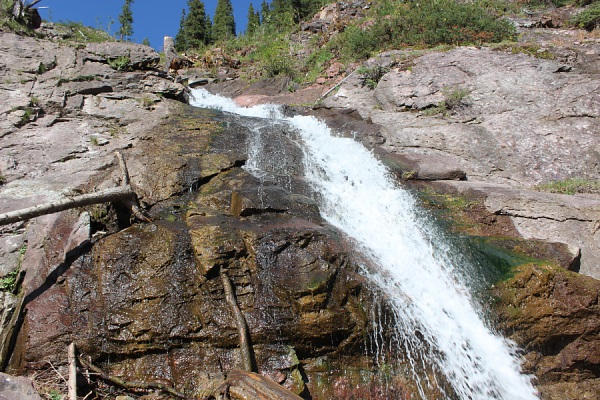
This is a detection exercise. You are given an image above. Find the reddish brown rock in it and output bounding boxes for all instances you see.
[493,264,600,400]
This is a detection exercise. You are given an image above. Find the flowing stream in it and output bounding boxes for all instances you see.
[189,88,538,400]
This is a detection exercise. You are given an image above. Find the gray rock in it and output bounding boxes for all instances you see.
[383,152,466,181]
[0,373,41,400]
[438,180,600,278]
[325,47,600,187]
[0,234,25,276]
[84,42,160,70]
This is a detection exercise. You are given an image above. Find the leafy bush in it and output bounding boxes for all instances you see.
[357,65,390,89]
[252,38,299,78]
[303,48,333,82]
[335,0,516,60]
[571,2,600,31]
[107,55,131,71]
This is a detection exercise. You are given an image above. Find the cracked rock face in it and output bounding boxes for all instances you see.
[0,31,186,277]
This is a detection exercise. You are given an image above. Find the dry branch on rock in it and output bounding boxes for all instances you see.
[0,152,150,226]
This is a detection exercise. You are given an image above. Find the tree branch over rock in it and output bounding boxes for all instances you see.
[0,152,150,226]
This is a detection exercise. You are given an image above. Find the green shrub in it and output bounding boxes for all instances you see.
[535,178,600,195]
[357,65,390,89]
[442,86,471,109]
[0,269,19,292]
[335,0,516,60]
[571,2,600,31]
[303,48,333,83]
[107,55,131,71]
[253,38,298,78]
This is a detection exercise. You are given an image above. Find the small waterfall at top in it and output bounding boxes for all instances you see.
[189,89,538,400]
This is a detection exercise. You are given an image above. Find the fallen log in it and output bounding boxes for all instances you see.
[0,186,135,226]
[221,271,255,372]
[224,370,304,400]
[0,152,150,226]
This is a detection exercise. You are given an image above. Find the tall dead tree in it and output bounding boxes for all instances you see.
[10,0,43,29]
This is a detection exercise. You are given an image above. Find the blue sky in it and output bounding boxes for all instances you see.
[38,0,256,50]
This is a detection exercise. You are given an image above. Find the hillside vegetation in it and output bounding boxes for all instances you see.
[178,0,600,86]
[2,0,599,85]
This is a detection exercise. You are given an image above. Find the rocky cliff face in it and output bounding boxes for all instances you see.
[200,18,600,399]
[0,14,599,400]
[0,30,403,399]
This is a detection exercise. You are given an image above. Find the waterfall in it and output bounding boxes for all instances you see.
[190,89,538,400]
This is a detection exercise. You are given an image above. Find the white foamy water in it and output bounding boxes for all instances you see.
[190,89,538,400]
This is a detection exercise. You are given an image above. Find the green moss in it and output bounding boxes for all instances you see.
[0,244,26,292]
[468,237,552,281]
[419,189,477,214]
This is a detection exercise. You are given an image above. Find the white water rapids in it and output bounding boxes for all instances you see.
[190,88,538,400]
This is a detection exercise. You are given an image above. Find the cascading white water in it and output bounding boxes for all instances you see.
[190,89,538,400]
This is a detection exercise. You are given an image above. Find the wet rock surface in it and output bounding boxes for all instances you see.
[5,103,389,398]
[493,264,600,399]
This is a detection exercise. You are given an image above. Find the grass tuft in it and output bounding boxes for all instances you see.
[535,178,600,195]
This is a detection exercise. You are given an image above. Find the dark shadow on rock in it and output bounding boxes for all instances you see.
[2,240,92,370]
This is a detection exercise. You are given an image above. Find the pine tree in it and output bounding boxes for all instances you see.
[182,0,211,50]
[212,0,236,42]
[142,37,150,47]
[117,0,134,41]
[260,0,271,24]
[271,0,294,28]
[246,3,260,36]
[205,13,213,44]
[175,8,187,52]
[292,0,323,22]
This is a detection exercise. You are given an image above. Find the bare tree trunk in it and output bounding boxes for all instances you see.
[12,1,23,20]
[164,36,176,73]
[221,271,255,372]
[68,343,77,400]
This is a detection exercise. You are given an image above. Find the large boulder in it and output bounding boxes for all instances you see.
[84,42,160,70]
[4,105,392,399]
[0,373,41,400]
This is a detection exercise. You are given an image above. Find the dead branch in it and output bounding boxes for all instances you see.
[0,186,135,226]
[77,356,189,399]
[221,271,255,372]
[68,343,77,400]
[0,152,150,226]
